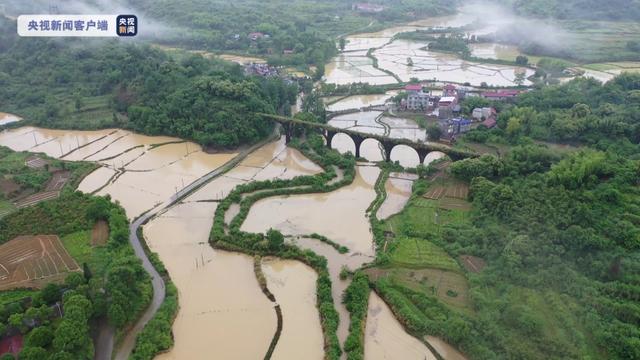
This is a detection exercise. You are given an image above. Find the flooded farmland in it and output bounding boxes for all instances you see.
[143,137,324,359]
[324,4,534,87]
[365,292,437,360]
[0,126,237,219]
[147,203,276,360]
[242,165,380,256]
[289,236,371,348]
[262,259,324,360]
[0,112,22,126]
[326,92,398,112]
[377,173,417,220]
[76,166,117,194]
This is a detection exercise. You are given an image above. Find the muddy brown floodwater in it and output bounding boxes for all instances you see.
[242,165,380,257]
[261,259,325,360]
[377,173,418,220]
[76,166,117,194]
[142,136,324,359]
[0,112,22,126]
[425,336,469,360]
[365,292,437,360]
[146,202,276,360]
[326,92,398,112]
[289,236,371,352]
[0,127,237,219]
[324,4,534,87]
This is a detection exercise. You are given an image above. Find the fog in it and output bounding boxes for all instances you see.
[463,1,571,54]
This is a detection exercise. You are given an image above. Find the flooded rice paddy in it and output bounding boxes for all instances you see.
[1,123,462,358]
[0,112,22,126]
[365,292,437,360]
[325,5,533,87]
[262,259,324,360]
[144,137,324,359]
[289,236,371,348]
[147,202,276,360]
[377,173,418,220]
[0,126,239,219]
[326,92,398,112]
[242,165,380,256]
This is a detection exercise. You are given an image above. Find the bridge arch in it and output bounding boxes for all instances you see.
[359,138,385,162]
[328,132,357,156]
[423,151,447,166]
[388,144,421,168]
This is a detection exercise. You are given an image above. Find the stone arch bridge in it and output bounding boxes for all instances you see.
[260,113,478,163]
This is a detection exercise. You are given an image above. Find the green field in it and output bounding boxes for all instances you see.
[0,289,36,306]
[60,230,111,279]
[0,200,15,218]
[389,236,461,271]
[385,196,468,238]
[557,20,640,63]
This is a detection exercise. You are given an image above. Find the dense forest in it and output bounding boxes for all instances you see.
[435,74,640,358]
[0,17,297,148]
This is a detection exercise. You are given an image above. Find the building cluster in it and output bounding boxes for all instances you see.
[400,83,501,141]
[244,63,279,77]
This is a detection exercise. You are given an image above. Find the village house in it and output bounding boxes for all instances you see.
[437,96,459,119]
[441,117,472,140]
[352,3,385,13]
[404,84,431,111]
[481,89,521,101]
[472,107,496,121]
[248,32,266,41]
[482,117,497,129]
[244,63,279,77]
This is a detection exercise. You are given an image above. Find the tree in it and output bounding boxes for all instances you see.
[627,40,640,52]
[65,272,85,289]
[8,313,26,333]
[426,124,442,141]
[266,228,284,250]
[25,326,54,348]
[339,37,346,51]
[515,55,529,65]
[19,347,47,360]
[41,283,61,304]
[74,95,83,111]
[514,71,526,86]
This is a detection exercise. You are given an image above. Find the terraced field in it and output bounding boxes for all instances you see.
[0,235,80,291]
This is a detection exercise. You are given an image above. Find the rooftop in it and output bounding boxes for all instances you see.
[439,96,456,103]
[405,84,422,91]
[481,90,521,98]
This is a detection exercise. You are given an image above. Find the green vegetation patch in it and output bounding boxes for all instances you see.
[367,267,470,312]
[388,237,461,271]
